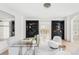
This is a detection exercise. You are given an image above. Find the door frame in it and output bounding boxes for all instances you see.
[71,15,79,42]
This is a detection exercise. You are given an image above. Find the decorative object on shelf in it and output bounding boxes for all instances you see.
[23,36,37,45]
[43,3,51,8]
[22,38,33,44]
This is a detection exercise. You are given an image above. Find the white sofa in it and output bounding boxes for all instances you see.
[48,36,62,49]
[8,37,21,55]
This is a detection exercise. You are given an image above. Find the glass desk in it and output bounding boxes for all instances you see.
[9,40,38,55]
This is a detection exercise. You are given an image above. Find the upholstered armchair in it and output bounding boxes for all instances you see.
[48,36,62,49]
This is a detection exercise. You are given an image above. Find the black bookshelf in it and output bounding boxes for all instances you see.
[26,20,39,38]
[51,21,64,39]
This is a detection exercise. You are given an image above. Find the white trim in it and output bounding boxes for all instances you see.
[0,5,21,16]
[25,18,40,21]
[0,18,15,21]
[71,18,73,42]
[71,15,79,42]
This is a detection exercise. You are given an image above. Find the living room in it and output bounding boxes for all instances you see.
[0,3,79,55]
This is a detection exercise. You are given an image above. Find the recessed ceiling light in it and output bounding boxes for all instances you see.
[43,3,51,8]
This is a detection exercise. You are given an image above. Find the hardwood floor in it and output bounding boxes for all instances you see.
[1,49,8,55]
[1,39,79,55]
[62,39,79,54]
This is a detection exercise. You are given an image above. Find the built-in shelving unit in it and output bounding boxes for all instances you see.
[51,21,64,39]
[26,20,39,38]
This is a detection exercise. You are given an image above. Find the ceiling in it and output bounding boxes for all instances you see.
[0,10,14,19]
[1,3,79,18]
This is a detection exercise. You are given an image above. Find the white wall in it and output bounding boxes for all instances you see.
[65,17,71,42]
[15,16,24,40]
[0,22,10,39]
[0,5,25,40]
[39,20,51,45]
[0,5,77,42]
[26,18,65,42]
[71,15,79,42]
[65,13,79,42]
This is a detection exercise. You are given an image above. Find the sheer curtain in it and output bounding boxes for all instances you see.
[0,22,9,40]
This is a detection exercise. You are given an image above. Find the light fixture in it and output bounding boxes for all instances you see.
[0,20,2,22]
[43,3,51,8]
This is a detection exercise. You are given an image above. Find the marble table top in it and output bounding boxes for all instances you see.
[9,40,37,47]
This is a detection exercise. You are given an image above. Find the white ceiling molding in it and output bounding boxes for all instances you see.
[0,3,79,19]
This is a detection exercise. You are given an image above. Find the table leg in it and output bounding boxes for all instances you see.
[18,46,22,55]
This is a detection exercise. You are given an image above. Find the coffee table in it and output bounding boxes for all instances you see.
[9,40,38,55]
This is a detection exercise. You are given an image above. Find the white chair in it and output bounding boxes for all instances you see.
[48,36,62,49]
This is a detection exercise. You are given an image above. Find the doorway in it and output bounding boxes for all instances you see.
[51,21,64,40]
[71,16,79,42]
